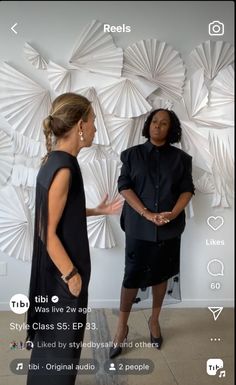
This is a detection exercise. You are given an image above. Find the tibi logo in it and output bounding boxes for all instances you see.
[9,294,30,314]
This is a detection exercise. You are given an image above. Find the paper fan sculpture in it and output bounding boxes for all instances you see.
[81,159,121,248]
[123,39,185,99]
[183,69,208,118]
[128,114,148,148]
[209,133,234,207]
[105,115,133,155]
[0,63,51,141]
[24,42,48,70]
[82,159,121,202]
[86,215,116,248]
[195,172,215,194]
[210,65,234,107]
[47,61,71,93]
[0,185,34,261]
[147,94,173,110]
[78,144,117,163]
[189,40,234,80]
[98,79,152,118]
[11,164,39,187]
[181,121,213,172]
[191,101,234,128]
[77,87,109,145]
[13,131,45,158]
[0,130,14,187]
[23,187,36,211]
[69,19,123,77]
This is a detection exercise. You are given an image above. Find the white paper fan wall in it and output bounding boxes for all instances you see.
[128,114,148,147]
[81,159,121,248]
[76,86,109,145]
[210,65,234,107]
[0,130,14,187]
[185,201,194,219]
[11,164,39,187]
[189,40,234,80]
[23,187,36,211]
[0,185,33,261]
[0,63,51,141]
[183,69,208,118]
[208,133,234,207]
[147,94,173,110]
[191,102,234,128]
[82,159,121,202]
[98,79,152,118]
[105,115,133,155]
[78,144,117,163]
[123,39,185,99]
[13,131,45,158]
[47,61,71,93]
[69,19,123,77]
[24,42,48,70]
[181,121,213,172]
[195,172,215,194]
[131,75,158,98]
[86,215,116,248]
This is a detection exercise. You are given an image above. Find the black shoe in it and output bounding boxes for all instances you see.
[148,317,163,350]
[109,325,129,359]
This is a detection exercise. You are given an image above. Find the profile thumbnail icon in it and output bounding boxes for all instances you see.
[9,294,30,314]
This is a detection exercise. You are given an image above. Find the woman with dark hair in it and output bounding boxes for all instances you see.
[26,93,121,385]
[110,109,195,358]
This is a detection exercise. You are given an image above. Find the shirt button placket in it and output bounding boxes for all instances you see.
[155,150,160,213]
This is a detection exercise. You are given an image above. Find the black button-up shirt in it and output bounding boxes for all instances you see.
[118,141,195,241]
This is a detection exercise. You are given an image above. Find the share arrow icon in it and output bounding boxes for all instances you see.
[208,307,223,321]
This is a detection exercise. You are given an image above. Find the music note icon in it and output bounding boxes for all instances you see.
[16,362,23,370]
[219,370,226,377]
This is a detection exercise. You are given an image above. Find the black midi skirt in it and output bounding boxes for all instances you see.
[123,235,181,288]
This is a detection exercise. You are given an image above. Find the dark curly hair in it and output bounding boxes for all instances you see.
[142,109,182,143]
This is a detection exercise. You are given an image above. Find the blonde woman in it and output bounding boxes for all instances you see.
[27,93,121,385]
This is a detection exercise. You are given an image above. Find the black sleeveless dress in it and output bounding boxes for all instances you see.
[27,151,91,385]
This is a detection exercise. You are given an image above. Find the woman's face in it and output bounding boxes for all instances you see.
[83,108,96,147]
[149,110,171,144]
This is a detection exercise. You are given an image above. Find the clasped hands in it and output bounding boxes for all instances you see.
[144,211,174,226]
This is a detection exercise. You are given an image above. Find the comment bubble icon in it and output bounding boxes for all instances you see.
[207,259,224,277]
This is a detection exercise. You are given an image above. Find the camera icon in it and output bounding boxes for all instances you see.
[208,21,224,36]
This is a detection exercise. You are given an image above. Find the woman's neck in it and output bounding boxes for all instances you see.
[150,139,167,147]
[55,137,82,157]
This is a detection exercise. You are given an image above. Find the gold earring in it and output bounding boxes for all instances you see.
[79,131,84,141]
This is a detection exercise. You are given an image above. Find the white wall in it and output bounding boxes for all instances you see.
[0,1,234,309]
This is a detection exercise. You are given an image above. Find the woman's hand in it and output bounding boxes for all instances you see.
[95,194,123,215]
[68,273,82,297]
[144,211,174,226]
[144,210,159,223]
[157,211,175,225]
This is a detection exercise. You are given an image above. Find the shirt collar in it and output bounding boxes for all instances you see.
[144,140,170,152]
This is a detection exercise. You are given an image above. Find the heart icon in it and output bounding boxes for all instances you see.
[207,216,224,231]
